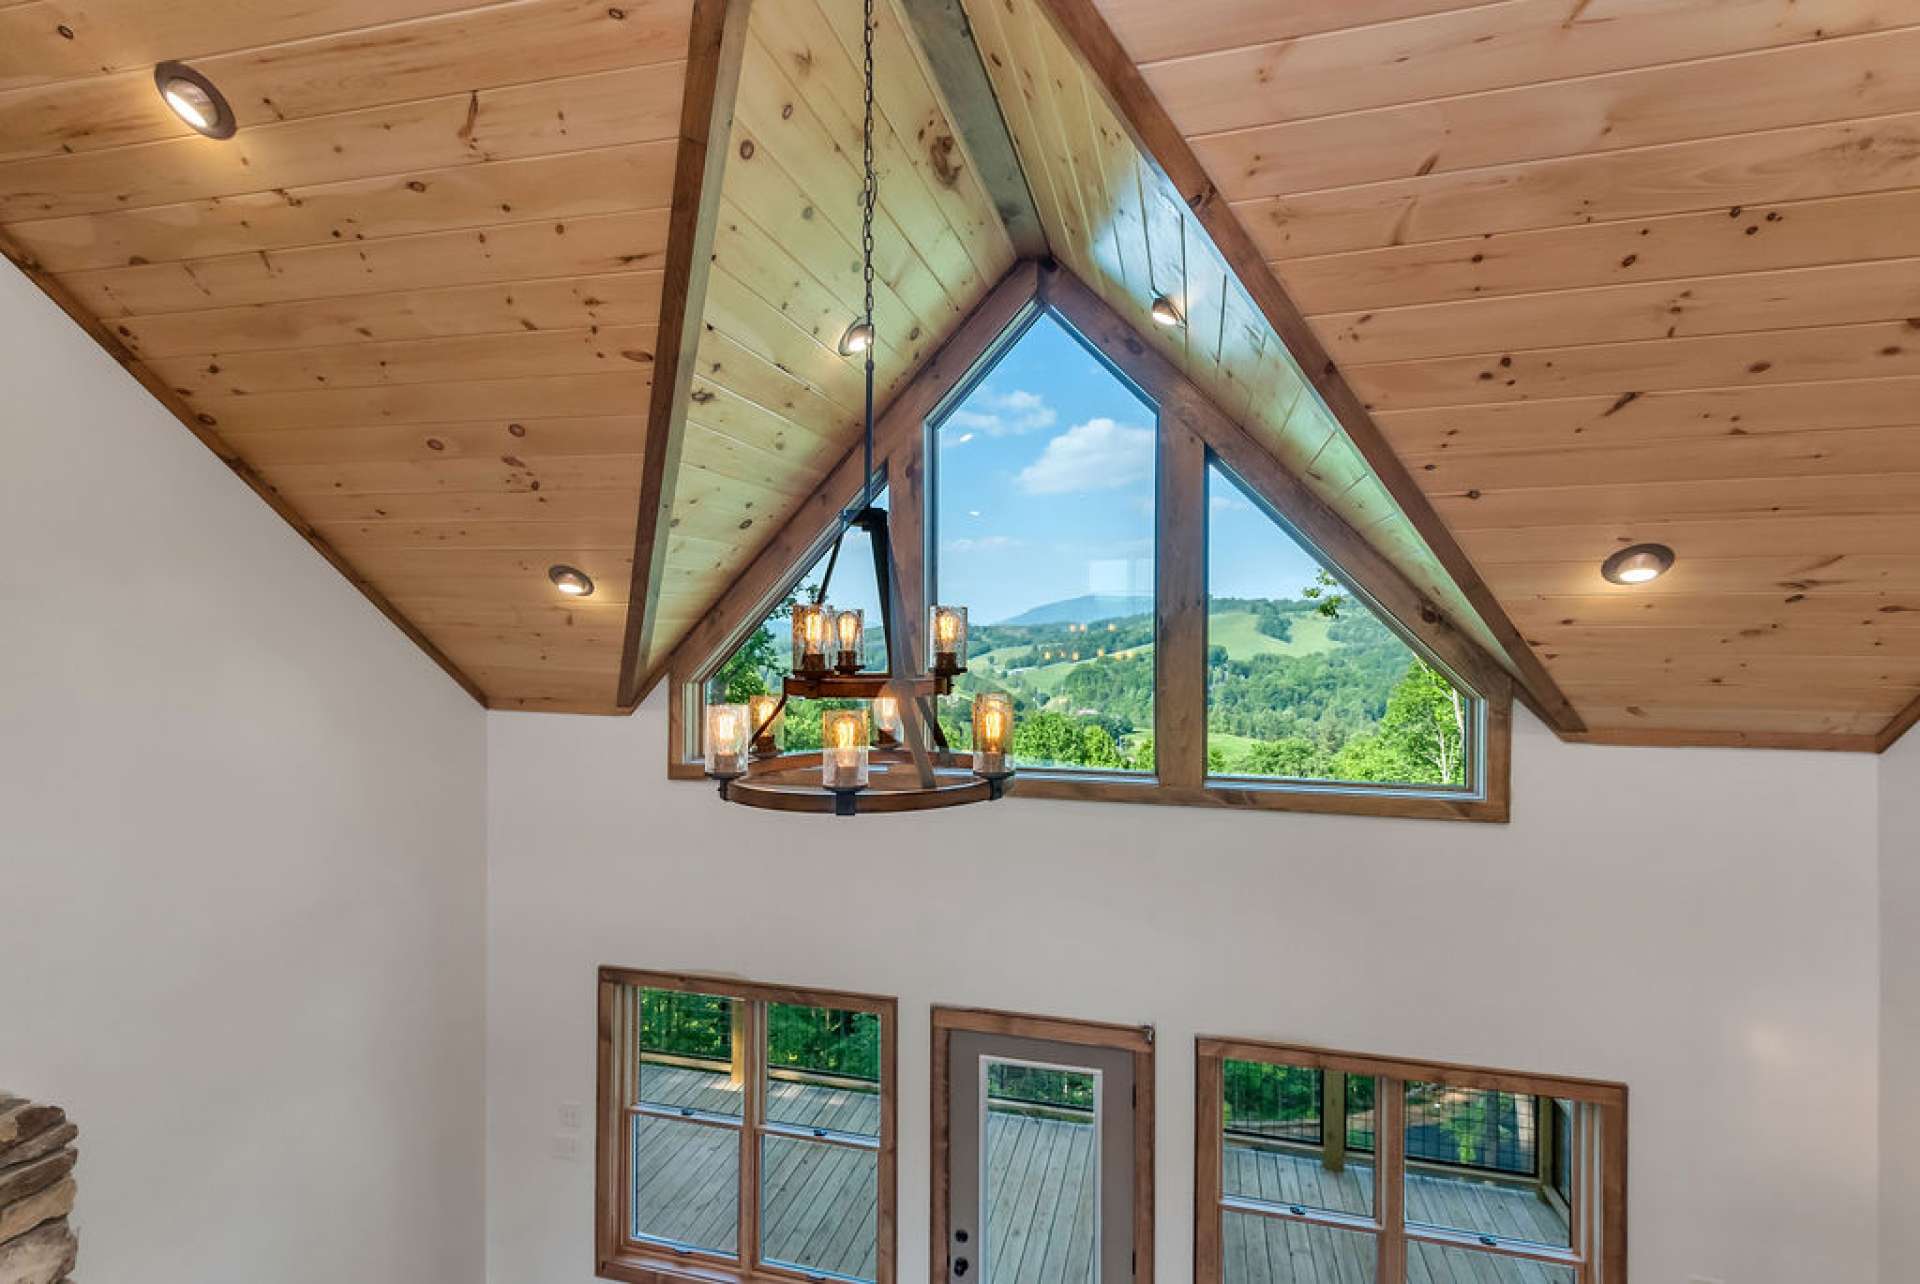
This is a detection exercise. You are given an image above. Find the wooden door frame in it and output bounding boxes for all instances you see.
[929,1006,1155,1284]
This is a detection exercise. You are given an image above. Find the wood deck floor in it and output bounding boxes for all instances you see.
[630,1068,1570,1284]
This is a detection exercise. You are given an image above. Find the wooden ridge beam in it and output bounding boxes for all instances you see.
[617,0,756,708]
[0,226,487,708]
[1027,0,1584,736]
[899,0,1049,260]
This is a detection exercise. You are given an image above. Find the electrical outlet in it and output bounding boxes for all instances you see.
[557,1100,583,1130]
[551,1134,581,1162]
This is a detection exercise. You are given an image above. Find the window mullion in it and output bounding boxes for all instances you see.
[1378,1077,1407,1283]
[1154,411,1208,790]
[1197,1051,1225,1282]
[741,997,765,1272]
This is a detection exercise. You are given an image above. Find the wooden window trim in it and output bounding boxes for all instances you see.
[1194,1037,1627,1284]
[596,967,899,1284]
[660,259,1514,822]
[929,1007,1155,1284]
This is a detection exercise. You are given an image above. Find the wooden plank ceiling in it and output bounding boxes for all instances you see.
[0,0,692,712]
[1088,0,1920,746]
[637,0,1017,667]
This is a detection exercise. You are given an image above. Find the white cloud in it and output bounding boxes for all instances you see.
[1211,493,1252,514]
[1016,418,1154,495]
[942,535,1023,554]
[946,387,1057,436]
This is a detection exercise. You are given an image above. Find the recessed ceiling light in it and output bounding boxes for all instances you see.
[548,564,594,597]
[1601,543,1675,586]
[1149,293,1184,328]
[838,319,876,357]
[155,61,236,139]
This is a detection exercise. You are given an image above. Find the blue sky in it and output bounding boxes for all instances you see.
[784,312,1334,633]
[931,312,1326,624]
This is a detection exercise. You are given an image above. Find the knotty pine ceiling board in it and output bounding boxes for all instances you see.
[643,0,1016,667]
[0,0,697,711]
[1094,0,1920,745]
[960,0,1510,672]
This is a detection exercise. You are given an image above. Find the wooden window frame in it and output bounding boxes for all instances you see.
[1195,1037,1628,1284]
[596,967,899,1284]
[929,1007,1155,1284]
[657,259,1513,822]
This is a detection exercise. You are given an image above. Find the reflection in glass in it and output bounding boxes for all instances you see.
[983,1061,1099,1284]
[630,1114,739,1255]
[638,987,743,1116]
[761,1135,878,1281]
[1222,1212,1375,1284]
[764,1003,883,1135]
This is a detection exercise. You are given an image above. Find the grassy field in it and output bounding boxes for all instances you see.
[1206,610,1337,658]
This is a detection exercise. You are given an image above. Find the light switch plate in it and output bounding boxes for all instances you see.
[551,1134,581,1161]
[558,1101,584,1130]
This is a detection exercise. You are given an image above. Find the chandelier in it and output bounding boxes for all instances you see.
[703,0,1012,816]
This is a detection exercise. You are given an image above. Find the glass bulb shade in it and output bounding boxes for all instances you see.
[706,703,751,778]
[929,605,969,673]
[1149,294,1183,327]
[838,320,876,356]
[821,709,870,790]
[872,694,901,740]
[971,692,1014,777]
[792,603,832,672]
[548,564,594,596]
[747,694,782,750]
[834,608,865,670]
[1600,543,1676,586]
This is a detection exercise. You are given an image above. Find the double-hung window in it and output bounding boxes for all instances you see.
[598,969,897,1284]
[1196,1039,1625,1283]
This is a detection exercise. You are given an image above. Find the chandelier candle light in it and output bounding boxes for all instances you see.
[702,0,1012,816]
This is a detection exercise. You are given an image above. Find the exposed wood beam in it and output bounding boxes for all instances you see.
[631,259,1043,716]
[1040,264,1515,712]
[0,228,488,708]
[899,0,1049,260]
[617,0,756,708]
[1027,0,1584,736]
[1565,727,1883,754]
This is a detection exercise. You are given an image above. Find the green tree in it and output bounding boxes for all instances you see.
[1233,737,1325,778]
[1378,659,1467,785]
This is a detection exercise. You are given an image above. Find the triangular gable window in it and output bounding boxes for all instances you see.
[1207,461,1476,790]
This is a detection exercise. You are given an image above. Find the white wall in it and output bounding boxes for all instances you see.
[1882,730,1920,1284]
[487,701,1882,1284]
[0,266,487,1282]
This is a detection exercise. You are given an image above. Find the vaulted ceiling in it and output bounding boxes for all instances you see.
[5,0,1919,751]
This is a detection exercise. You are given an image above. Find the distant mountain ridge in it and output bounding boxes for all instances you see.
[996,594,1154,626]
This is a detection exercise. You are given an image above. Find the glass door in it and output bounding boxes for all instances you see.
[946,1029,1137,1284]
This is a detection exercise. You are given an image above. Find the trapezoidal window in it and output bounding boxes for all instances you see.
[705,487,888,753]
[929,310,1156,773]
[1206,460,1482,793]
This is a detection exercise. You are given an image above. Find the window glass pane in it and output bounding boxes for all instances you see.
[932,312,1156,773]
[639,988,743,1117]
[765,1003,883,1136]
[1402,1083,1572,1249]
[761,1135,878,1282]
[1206,462,1474,788]
[1222,1060,1372,1218]
[984,1061,1099,1283]
[1406,1243,1574,1284]
[1223,1211,1375,1284]
[706,490,891,749]
[631,1113,739,1255]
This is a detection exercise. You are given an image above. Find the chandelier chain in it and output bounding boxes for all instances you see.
[858,0,878,511]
